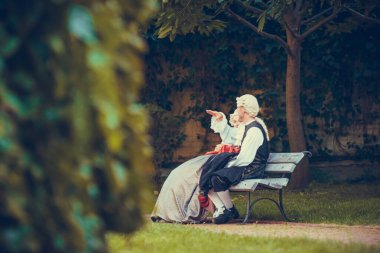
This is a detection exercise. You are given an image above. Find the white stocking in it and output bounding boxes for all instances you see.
[216,190,233,209]
[208,189,224,209]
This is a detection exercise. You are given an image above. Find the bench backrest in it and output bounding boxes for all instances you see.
[230,152,311,191]
[264,152,311,174]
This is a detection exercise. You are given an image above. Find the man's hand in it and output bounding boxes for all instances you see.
[206,110,223,121]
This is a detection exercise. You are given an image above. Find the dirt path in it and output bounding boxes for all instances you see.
[188,221,380,246]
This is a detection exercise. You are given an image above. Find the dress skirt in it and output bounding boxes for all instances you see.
[151,155,212,223]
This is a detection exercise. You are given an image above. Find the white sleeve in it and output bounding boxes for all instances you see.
[234,125,245,146]
[210,112,236,144]
[210,112,227,133]
[227,127,264,167]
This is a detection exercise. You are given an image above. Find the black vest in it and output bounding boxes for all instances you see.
[240,120,270,179]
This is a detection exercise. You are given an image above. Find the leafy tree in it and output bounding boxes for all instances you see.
[154,0,380,188]
[0,0,156,252]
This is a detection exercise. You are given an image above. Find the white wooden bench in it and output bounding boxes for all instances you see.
[229,151,312,224]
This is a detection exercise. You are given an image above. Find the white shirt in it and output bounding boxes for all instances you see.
[226,119,264,167]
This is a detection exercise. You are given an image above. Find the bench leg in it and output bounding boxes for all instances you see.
[248,189,295,222]
[241,191,251,224]
[240,189,295,224]
[278,189,295,222]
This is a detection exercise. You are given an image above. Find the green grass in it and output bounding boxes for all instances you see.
[107,223,379,253]
[107,183,380,253]
[231,182,380,225]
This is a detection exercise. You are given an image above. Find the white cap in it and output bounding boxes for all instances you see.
[236,94,259,117]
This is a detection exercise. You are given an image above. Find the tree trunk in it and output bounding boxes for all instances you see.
[285,32,310,189]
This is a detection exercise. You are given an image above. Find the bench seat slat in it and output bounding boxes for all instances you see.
[267,152,306,164]
[265,163,296,173]
[230,178,289,192]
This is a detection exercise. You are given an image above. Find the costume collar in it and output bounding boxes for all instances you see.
[244,118,256,126]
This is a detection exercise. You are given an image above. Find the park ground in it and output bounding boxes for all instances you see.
[108,182,380,253]
[190,221,380,246]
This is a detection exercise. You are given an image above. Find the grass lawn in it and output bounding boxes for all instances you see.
[107,182,380,253]
[231,182,380,225]
[107,223,379,253]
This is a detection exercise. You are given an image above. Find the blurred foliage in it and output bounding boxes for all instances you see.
[155,0,226,41]
[142,15,379,164]
[0,0,156,252]
[154,0,379,41]
[145,103,186,168]
[302,22,380,160]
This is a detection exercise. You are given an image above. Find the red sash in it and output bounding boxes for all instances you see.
[205,144,240,155]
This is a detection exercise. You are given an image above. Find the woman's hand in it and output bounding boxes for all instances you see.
[214,144,222,151]
[206,110,223,121]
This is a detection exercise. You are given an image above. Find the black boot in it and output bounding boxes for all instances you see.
[213,207,234,224]
[229,205,240,219]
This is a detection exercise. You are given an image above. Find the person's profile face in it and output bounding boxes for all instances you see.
[232,116,240,128]
[237,106,245,121]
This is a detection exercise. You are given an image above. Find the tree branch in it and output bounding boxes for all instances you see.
[283,20,300,39]
[344,6,380,26]
[233,0,264,16]
[295,0,304,15]
[257,1,268,9]
[299,7,342,41]
[226,8,292,56]
[301,7,333,26]
[176,0,193,15]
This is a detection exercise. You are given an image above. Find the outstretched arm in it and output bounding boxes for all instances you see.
[206,110,223,121]
[207,110,237,145]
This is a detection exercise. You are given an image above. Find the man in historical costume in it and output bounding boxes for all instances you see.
[200,94,270,224]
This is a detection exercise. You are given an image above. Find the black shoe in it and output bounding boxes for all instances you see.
[230,205,240,219]
[213,207,234,224]
[151,216,163,222]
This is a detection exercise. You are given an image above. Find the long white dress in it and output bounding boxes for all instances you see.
[151,113,244,223]
[151,155,211,223]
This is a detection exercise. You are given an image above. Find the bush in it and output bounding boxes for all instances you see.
[0,0,156,252]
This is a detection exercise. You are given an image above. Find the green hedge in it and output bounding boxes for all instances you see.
[0,0,156,252]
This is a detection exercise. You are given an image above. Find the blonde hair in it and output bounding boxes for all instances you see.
[229,109,239,125]
[255,117,270,141]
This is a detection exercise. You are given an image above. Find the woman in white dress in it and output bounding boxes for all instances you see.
[151,110,244,223]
